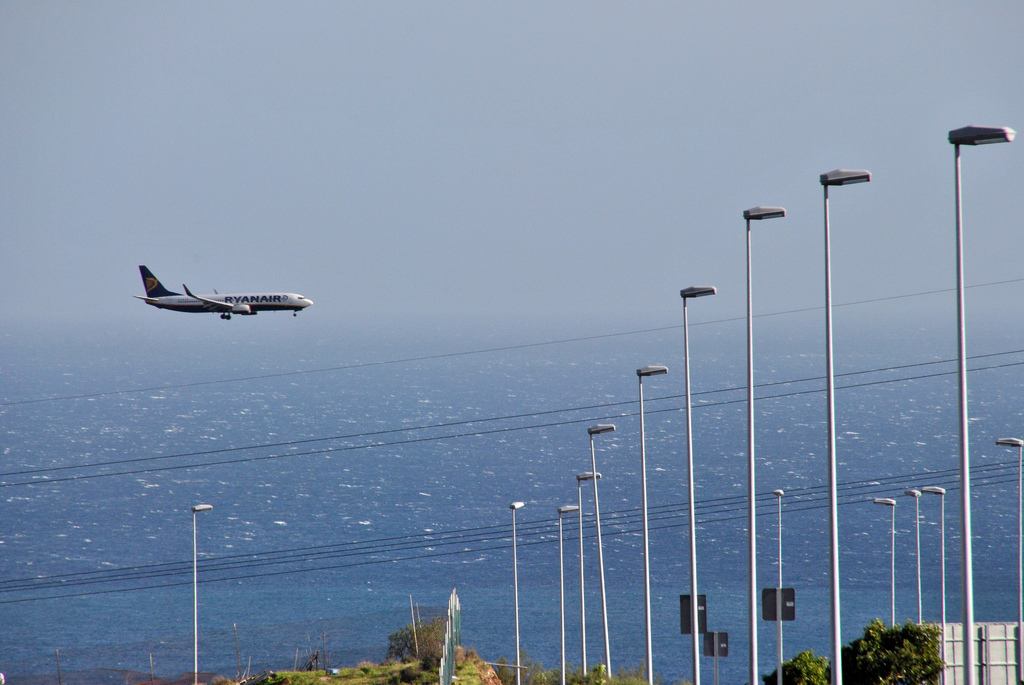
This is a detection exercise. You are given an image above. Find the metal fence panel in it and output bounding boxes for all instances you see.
[944,622,1019,685]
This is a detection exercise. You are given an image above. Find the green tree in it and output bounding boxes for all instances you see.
[386,616,447,670]
[842,619,943,685]
[522,652,557,685]
[494,656,514,685]
[762,650,830,685]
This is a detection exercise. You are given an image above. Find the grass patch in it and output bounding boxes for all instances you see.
[267,651,493,685]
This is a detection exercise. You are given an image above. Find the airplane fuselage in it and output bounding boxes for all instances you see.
[135,265,314,319]
[141,292,312,314]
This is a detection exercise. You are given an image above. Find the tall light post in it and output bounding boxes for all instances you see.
[680,285,716,685]
[873,498,897,626]
[921,485,947,678]
[743,205,786,685]
[821,169,871,685]
[637,364,668,685]
[949,124,1015,685]
[577,471,601,673]
[773,489,785,685]
[558,504,580,685]
[191,504,213,685]
[905,489,923,623]
[510,501,526,685]
[588,423,616,675]
[996,436,1024,682]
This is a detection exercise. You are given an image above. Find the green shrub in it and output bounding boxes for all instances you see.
[842,619,942,685]
[762,650,830,685]
[386,616,446,670]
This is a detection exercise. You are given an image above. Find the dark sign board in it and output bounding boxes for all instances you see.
[679,594,707,635]
[703,631,729,658]
[761,588,796,621]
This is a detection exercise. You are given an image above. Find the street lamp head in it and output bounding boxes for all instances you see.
[904,489,922,498]
[558,505,580,515]
[191,504,213,514]
[772,489,784,497]
[743,206,786,221]
[588,423,616,436]
[996,437,1024,447]
[948,125,1016,146]
[873,498,897,507]
[820,169,871,186]
[510,501,525,510]
[921,486,946,496]
[637,365,668,377]
[680,286,717,299]
[577,471,602,482]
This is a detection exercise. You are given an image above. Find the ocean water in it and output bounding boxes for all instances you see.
[3,308,1024,685]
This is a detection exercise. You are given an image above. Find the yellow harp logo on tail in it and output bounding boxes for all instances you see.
[145,277,159,294]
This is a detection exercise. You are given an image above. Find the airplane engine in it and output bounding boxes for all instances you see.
[231,304,253,314]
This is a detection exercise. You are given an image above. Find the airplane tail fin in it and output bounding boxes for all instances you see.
[139,265,181,298]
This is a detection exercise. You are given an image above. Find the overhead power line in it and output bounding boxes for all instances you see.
[3,278,1021,408]
[0,456,1015,605]
[3,348,1023,488]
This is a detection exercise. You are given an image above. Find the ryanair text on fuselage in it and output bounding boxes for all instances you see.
[134,265,314,320]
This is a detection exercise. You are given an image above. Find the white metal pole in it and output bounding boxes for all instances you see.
[193,510,199,685]
[559,511,567,685]
[745,216,759,685]
[190,505,212,685]
[906,490,923,623]
[1005,441,1024,682]
[590,433,612,675]
[638,374,653,685]
[683,300,701,685]
[636,366,666,685]
[823,184,843,685]
[915,495,922,623]
[578,481,587,673]
[890,504,896,627]
[924,486,947,682]
[512,505,522,685]
[941,492,947,678]
[775,490,784,685]
[953,143,977,685]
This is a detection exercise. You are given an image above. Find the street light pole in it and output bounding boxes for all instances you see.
[948,124,1015,685]
[922,486,947,680]
[558,504,580,685]
[510,501,526,685]
[637,364,668,685]
[773,489,785,685]
[577,472,601,674]
[743,205,785,685]
[874,498,897,626]
[191,504,213,685]
[680,285,716,685]
[905,489,923,623]
[821,169,870,685]
[996,436,1024,682]
[588,423,616,676]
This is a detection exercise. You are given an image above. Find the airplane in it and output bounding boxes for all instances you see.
[134,265,314,319]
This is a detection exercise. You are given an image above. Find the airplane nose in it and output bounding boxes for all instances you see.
[302,297,314,307]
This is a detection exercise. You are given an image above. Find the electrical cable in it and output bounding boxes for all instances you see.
[3,277,1021,408]
[3,350,1023,487]
[0,457,1014,604]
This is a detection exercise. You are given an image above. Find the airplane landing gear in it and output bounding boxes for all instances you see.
[293,311,297,317]
[221,313,232,320]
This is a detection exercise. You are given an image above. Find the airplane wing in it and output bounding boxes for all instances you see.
[182,284,234,312]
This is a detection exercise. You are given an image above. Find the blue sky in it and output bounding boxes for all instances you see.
[2,2,1022,331]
